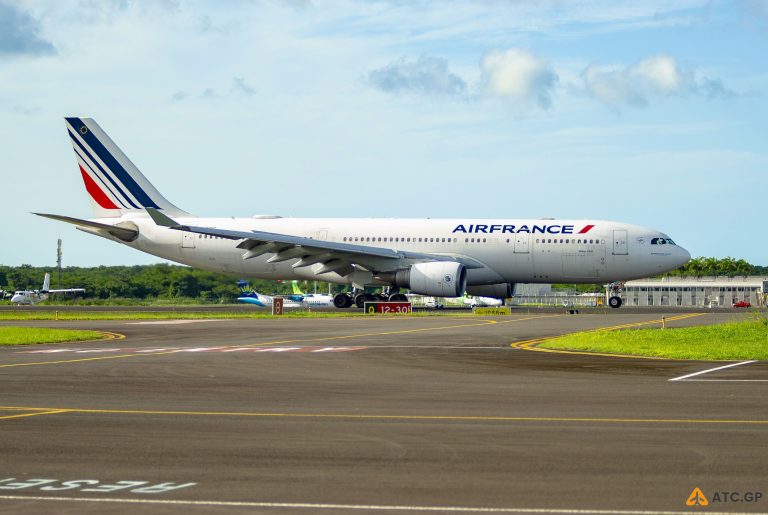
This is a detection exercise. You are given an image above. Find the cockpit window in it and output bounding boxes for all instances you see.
[651,237,676,245]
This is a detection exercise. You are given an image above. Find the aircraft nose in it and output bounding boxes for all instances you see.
[676,246,691,267]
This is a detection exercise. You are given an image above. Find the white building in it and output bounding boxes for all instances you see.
[622,276,767,307]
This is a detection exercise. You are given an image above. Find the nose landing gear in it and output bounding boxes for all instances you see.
[607,281,624,309]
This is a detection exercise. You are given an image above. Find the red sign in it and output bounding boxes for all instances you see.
[272,297,284,316]
[364,302,412,314]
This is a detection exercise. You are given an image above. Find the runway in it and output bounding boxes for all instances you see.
[1,311,766,514]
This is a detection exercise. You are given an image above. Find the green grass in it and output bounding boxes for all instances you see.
[541,317,768,360]
[0,326,105,345]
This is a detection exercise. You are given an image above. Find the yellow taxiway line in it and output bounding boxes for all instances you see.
[0,405,765,425]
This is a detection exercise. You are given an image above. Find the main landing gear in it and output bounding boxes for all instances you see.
[332,290,408,309]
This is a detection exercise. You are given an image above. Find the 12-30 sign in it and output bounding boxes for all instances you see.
[364,302,412,314]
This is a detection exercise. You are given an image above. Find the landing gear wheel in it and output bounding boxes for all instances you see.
[608,296,623,309]
[388,293,408,302]
[333,293,352,309]
[354,293,375,309]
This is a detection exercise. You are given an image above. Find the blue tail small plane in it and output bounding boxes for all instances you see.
[236,280,303,308]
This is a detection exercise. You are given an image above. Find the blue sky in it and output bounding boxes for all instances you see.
[0,0,766,267]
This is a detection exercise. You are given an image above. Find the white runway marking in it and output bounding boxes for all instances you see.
[126,319,231,325]
[669,361,757,382]
[0,496,763,514]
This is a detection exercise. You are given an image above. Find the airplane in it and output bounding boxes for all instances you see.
[36,117,691,310]
[9,273,85,305]
[290,281,336,307]
[464,295,504,308]
[236,280,303,308]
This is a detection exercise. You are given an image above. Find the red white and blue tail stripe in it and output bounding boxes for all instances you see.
[65,117,188,218]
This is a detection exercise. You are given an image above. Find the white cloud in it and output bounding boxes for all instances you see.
[367,55,467,98]
[630,54,683,94]
[480,48,558,109]
[582,54,735,108]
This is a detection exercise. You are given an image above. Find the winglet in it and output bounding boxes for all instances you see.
[146,207,181,228]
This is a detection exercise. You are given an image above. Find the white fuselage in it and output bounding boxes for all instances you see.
[89,214,690,289]
[10,292,47,305]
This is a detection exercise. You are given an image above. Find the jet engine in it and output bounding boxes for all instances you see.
[376,262,466,297]
[465,283,515,299]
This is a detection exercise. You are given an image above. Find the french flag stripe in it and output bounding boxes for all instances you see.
[67,117,159,208]
[74,148,129,209]
[69,129,139,208]
[578,224,595,234]
[79,165,118,209]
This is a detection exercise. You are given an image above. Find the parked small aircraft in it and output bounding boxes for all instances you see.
[10,273,85,305]
[236,280,303,308]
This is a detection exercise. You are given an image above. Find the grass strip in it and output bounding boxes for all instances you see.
[0,327,105,345]
[540,317,768,360]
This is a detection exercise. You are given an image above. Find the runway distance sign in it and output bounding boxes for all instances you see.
[364,302,412,314]
[473,307,511,316]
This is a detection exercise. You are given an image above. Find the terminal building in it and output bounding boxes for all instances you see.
[621,276,768,308]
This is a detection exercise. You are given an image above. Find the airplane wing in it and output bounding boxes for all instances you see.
[146,208,484,276]
[46,288,86,294]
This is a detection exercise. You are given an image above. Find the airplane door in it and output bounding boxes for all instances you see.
[514,233,530,253]
[182,231,196,249]
[612,229,627,255]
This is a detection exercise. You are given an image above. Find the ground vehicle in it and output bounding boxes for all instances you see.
[732,300,751,308]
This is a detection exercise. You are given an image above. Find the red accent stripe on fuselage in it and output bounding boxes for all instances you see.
[79,165,118,209]
[578,224,595,234]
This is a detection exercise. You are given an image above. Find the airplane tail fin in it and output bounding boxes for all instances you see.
[64,118,189,219]
[291,281,304,296]
[42,273,50,292]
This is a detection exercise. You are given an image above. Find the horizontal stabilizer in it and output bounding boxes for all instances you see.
[34,213,138,242]
[145,207,183,228]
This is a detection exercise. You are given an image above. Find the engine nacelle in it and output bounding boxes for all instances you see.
[465,283,515,299]
[378,262,466,297]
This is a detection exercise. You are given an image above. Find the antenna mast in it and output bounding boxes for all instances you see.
[57,239,62,289]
